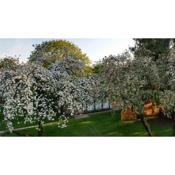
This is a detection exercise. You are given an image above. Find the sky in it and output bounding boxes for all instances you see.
[0,39,135,64]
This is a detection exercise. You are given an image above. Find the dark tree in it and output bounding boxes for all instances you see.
[130,39,174,61]
[0,56,19,71]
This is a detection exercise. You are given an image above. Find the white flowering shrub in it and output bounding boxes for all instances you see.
[0,57,92,135]
[49,57,91,116]
[1,64,56,134]
[85,75,105,111]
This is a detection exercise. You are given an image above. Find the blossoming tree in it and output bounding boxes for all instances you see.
[49,57,91,116]
[0,57,92,135]
[102,48,175,135]
[101,51,166,136]
[1,64,56,135]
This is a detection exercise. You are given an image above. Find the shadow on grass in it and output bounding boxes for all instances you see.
[1,111,173,136]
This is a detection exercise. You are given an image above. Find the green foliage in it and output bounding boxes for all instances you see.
[130,39,173,60]
[29,40,91,75]
[0,56,19,71]
[92,61,104,74]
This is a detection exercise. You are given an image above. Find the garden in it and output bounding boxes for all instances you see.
[0,39,175,136]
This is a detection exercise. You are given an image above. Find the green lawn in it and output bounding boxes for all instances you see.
[1,110,173,136]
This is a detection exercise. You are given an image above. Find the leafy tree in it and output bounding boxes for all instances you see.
[92,61,104,74]
[29,40,91,75]
[0,56,19,71]
[130,39,173,61]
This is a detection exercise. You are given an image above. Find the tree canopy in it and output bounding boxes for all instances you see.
[0,56,19,71]
[0,57,93,135]
[29,40,91,75]
[101,47,175,135]
[130,39,173,61]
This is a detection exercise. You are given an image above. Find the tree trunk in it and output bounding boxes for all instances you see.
[60,105,64,115]
[172,113,175,136]
[158,110,164,119]
[38,120,43,136]
[93,100,96,112]
[101,99,104,110]
[140,114,152,136]
[108,102,111,109]
[85,102,88,113]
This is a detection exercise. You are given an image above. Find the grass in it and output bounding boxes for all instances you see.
[1,110,173,136]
